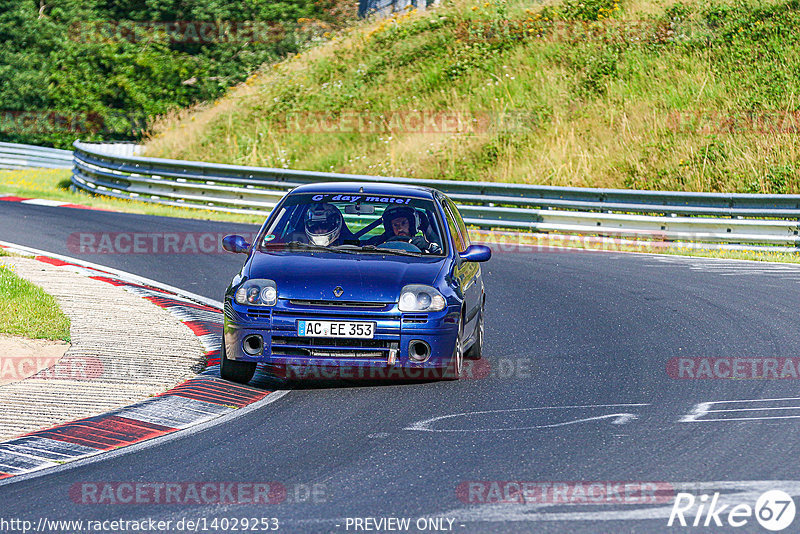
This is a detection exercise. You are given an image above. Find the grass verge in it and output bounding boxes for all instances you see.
[0,258,71,341]
[0,168,264,224]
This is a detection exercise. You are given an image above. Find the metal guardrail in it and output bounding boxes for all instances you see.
[0,142,73,170]
[359,0,438,18]
[71,141,800,248]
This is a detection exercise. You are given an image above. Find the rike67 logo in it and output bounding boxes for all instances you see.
[668,490,795,531]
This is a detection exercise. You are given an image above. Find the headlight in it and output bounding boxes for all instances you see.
[398,285,446,312]
[234,279,277,306]
[260,286,277,305]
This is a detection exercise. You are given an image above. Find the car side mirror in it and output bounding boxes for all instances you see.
[459,244,491,262]
[222,235,250,254]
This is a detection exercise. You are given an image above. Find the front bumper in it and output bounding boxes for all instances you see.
[223,298,460,377]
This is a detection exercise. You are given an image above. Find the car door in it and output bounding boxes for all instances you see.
[441,196,482,335]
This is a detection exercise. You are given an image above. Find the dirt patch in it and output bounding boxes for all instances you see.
[0,333,70,386]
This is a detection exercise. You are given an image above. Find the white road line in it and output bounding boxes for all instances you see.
[717,275,800,278]
[687,415,800,422]
[648,259,800,276]
[707,269,799,273]
[405,404,648,432]
[707,268,799,272]
[681,397,800,422]
[651,258,800,270]
[20,199,67,207]
[706,406,800,412]
[699,396,800,404]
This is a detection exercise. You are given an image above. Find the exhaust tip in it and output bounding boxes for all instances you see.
[243,334,263,356]
[409,340,431,362]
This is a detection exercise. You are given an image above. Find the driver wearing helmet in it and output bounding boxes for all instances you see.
[304,203,345,246]
[366,206,442,254]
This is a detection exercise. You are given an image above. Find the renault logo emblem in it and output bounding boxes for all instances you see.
[333,286,344,298]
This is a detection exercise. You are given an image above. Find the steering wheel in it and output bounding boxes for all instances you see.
[385,235,412,243]
[378,238,421,253]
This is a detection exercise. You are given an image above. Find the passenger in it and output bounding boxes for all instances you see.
[366,206,442,254]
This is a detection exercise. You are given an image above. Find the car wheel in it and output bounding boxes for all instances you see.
[443,322,463,380]
[465,308,483,360]
[220,341,257,384]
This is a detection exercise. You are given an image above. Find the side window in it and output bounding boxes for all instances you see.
[442,200,466,253]
[444,197,471,251]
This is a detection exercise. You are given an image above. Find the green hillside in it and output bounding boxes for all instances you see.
[144,0,800,193]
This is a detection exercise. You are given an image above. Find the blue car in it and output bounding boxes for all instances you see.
[220,182,491,383]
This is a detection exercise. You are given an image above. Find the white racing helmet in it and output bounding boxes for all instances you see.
[304,203,343,246]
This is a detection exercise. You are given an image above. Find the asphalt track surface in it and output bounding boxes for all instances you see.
[3,202,800,533]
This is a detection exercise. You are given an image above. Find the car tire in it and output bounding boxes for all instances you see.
[465,308,483,360]
[220,342,257,384]
[443,322,463,380]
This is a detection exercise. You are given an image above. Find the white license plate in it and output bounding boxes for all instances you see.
[297,320,375,339]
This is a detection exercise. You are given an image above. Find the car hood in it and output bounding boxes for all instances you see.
[247,251,446,302]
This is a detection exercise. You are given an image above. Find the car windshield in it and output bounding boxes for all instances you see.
[258,193,446,256]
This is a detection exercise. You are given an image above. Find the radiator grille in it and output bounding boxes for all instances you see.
[289,299,389,309]
[271,336,398,358]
